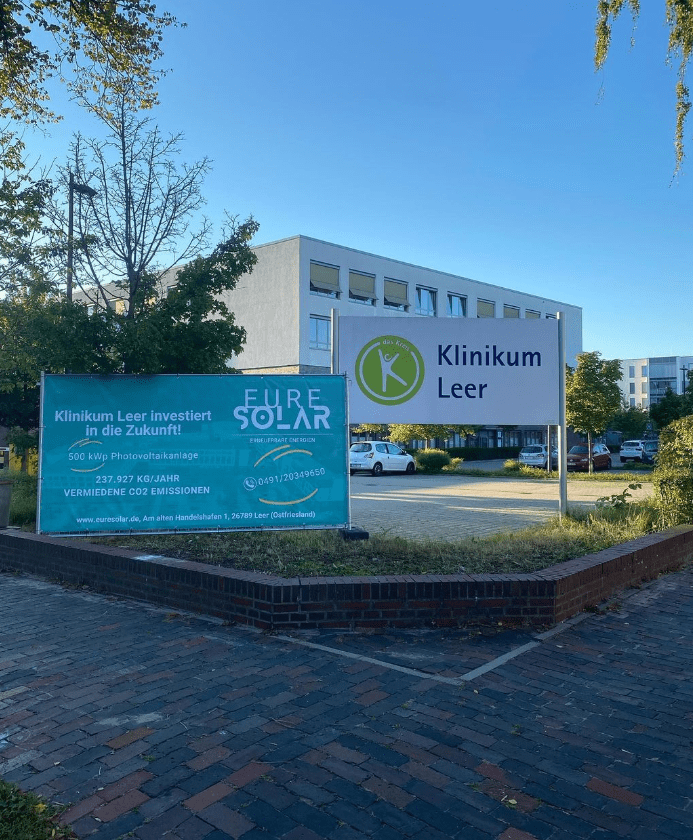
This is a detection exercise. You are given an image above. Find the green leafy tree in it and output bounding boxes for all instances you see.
[649,379,693,429]
[0,0,179,126]
[0,2,181,298]
[566,351,622,472]
[113,217,259,374]
[608,402,651,440]
[652,414,693,526]
[0,278,120,468]
[387,424,478,445]
[351,423,388,437]
[0,219,259,466]
[595,1,693,168]
[0,132,55,289]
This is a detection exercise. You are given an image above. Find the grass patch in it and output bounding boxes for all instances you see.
[567,470,653,482]
[95,499,660,578]
[455,462,653,482]
[6,471,39,527]
[0,778,75,840]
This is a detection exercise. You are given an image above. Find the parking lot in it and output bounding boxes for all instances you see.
[349,460,653,541]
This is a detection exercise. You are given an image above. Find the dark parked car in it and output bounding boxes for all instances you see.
[566,443,612,472]
[641,439,659,464]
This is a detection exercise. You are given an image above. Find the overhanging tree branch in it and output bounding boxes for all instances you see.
[595,0,693,170]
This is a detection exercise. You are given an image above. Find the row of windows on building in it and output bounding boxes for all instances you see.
[353,428,547,450]
[625,362,683,406]
[309,260,550,320]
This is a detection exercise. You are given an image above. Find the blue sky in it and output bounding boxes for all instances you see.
[26,1,693,361]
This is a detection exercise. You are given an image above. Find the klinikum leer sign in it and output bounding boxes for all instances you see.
[38,374,349,535]
[340,317,559,425]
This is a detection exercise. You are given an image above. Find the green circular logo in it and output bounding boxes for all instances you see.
[354,335,425,405]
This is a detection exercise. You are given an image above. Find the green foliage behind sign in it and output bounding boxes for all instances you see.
[653,414,693,527]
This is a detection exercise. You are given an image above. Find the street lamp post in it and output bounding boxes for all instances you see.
[67,172,97,302]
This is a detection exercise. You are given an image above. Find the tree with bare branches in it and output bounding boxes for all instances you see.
[52,95,213,314]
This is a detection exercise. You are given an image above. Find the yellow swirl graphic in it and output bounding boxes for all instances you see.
[259,488,318,506]
[253,445,290,467]
[273,448,312,460]
[69,438,106,472]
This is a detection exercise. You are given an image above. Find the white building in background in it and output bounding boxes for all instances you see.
[218,235,583,376]
[619,356,693,409]
[202,235,583,450]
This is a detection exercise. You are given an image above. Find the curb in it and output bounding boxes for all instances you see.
[1,526,692,630]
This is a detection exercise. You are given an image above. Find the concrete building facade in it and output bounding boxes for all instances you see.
[618,355,693,409]
[221,235,583,375]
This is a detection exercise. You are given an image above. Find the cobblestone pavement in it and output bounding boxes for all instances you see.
[2,566,692,840]
[349,468,653,541]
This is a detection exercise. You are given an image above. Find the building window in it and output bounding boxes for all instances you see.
[642,382,648,394]
[525,309,541,319]
[105,298,126,314]
[415,286,437,316]
[641,365,648,377]
[630,397,636,407]
[310,261,340,298]
[503,305,520,318]
[629,365,635,378]
[477,299,495,318]
[309,315,331,350]
[348,270,376,306]
[545,313,556,319]
[447,293,467,317]
[384,278,409,310]
[629,382,635,394]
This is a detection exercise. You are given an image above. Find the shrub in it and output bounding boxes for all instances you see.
[442,457,464,471]
[8,471,37,527]
[503,459,520,470]
[626,460,653,471]
[446,446,521,461]
[519,464,556,478]
[652,415,693,526]
[414,448,451,472]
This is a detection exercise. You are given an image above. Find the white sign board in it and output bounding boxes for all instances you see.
[339,317,559,425]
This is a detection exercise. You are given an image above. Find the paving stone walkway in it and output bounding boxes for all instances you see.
[1,566,692,839]
[349,470,653,540]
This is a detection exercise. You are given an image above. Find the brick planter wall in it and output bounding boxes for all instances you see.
[1,526,692,630]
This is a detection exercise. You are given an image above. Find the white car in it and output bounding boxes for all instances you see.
[349,441,416,476]
[619,440,646,463]
[518,444,557,469]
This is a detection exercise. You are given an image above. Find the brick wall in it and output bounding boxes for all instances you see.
[1,526,691,630]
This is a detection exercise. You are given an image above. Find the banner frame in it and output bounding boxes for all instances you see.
[37,372,350,538]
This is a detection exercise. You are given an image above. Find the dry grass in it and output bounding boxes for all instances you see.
[97,500,659,578]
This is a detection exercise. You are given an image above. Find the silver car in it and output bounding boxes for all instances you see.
[349,442,416,476]
[518,444,557,469]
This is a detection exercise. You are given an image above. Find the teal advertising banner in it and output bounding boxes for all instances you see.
[38,374,349,535]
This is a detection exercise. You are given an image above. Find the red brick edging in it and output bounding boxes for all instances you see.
[1,527,692,630]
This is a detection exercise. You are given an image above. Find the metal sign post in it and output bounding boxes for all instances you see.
[557,312,568,517]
